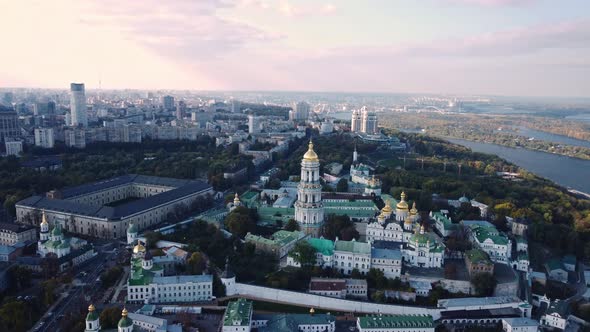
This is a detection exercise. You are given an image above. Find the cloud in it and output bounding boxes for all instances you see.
[80,0,279,61]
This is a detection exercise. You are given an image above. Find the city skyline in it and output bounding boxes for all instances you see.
[1,0,590,97]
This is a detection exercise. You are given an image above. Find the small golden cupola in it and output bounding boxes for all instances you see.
[396,192,409,210]
[41,210,48,226]
[133,239,146,254]
[410,202,418,215]
[303,140,319,162]
[233,193,240,205]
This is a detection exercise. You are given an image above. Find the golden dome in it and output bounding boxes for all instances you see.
[88,304,96,312]
[122,307,128,317]
[41,210,48,226]
[133,240,146,254]
[309,307,315,315]
[303,140,319,162]
[404,217,412,224]
[381,202,393,214]
[410,202,418,215]
[396,192,408,210]
[233,193,240,204]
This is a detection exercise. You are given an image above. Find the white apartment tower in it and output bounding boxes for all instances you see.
[294,140,324,237]
[352,108,378,134]
[361,109,378,134]
[290,101,310,121]
[351,110,362,132]
[248,115,261,134]
[70,83,87,127]
[34,128,55,148]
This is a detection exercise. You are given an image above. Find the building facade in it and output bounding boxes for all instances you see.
[294,141,324,237]
[34,128,55,148]
[70,83,87,127]
[15,174,213,239]
[0,222,36,246]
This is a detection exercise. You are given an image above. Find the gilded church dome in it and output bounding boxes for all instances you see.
[303,141,319,162]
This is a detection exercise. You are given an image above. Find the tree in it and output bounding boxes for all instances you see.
[41,254,59,279]
[187,252,206,275]
[100,306,122,329]
[224,206,257,238]
[144,231,162,249]
[288,241,317,267]
[322,214,359,241]
[0,300,28,332]
[9,266,32,291]
[284,219,300,232]
[471,273,497,297]
[336,178,348,192]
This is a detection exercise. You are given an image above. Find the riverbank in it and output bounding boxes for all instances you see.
[446,138,590,193]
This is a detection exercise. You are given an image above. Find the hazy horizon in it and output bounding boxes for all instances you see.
[2,0,590,97]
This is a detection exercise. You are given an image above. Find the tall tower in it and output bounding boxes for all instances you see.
[70,83,87,127]
[351,110,361,133]
[294,140,324,237]
[40,210,49,241]
[85,304,100,332]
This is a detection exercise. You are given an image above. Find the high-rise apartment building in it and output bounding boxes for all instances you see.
[290,101,310,121]
[161,95,175,111]
[0,107,19,142]
[351,110,362,132]
[34,128,55,148]
[65,128,86,149]
[5,140,23,156]
[248,115,261,134]
[351,107,378,134]
[361,109,378,134]
[70,83,87,127]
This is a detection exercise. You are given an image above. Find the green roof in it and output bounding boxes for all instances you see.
[323,200,377,208]
[324,208,376,218]
[432,212,457,230]
[308,237,334,256]
[358,315,434,329]
[241,190,259,200]
[515,236,527,244]
[546,258,565,271]
[563,255,576,265]
[118,316,133,328]
[466,249,491,264]
[471,225,509,245]
[51,226,62,236]
[223,298,252,327]
[334,239,370,255]
[258,313,335,332]
[86,311,99,321]
[272,230,305,246]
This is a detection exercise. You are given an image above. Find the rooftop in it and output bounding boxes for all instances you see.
[307,237,334,256]
[371,248,401,260]
[309,278,346,291]
[16,175,211,221]
[357,314,434,329]
[438,296,521,309]
[256,313,335,331]
[223,298,252,327]
[334,239,371,255]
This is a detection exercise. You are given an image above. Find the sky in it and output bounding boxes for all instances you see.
[1,0,589,97]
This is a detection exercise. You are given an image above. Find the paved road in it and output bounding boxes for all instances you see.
[31,247,119,332]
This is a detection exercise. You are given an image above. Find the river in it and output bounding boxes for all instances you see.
[446,138,590,193]
[514,127,590,149]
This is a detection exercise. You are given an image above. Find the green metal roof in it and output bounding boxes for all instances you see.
[334,239,370,255]
[545,258,565,271]
[86,311,99,321]
[324,208,375,218]
[471,225,509,245]
[118,316,133,328]
[432,212,457,230]
[258,313,335,332]
[358,315,434,329]
[223,298,252,327]
[272,230,304,246]
[308,237,334,256]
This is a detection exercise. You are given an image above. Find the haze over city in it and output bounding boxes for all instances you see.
[2,0,590,97]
